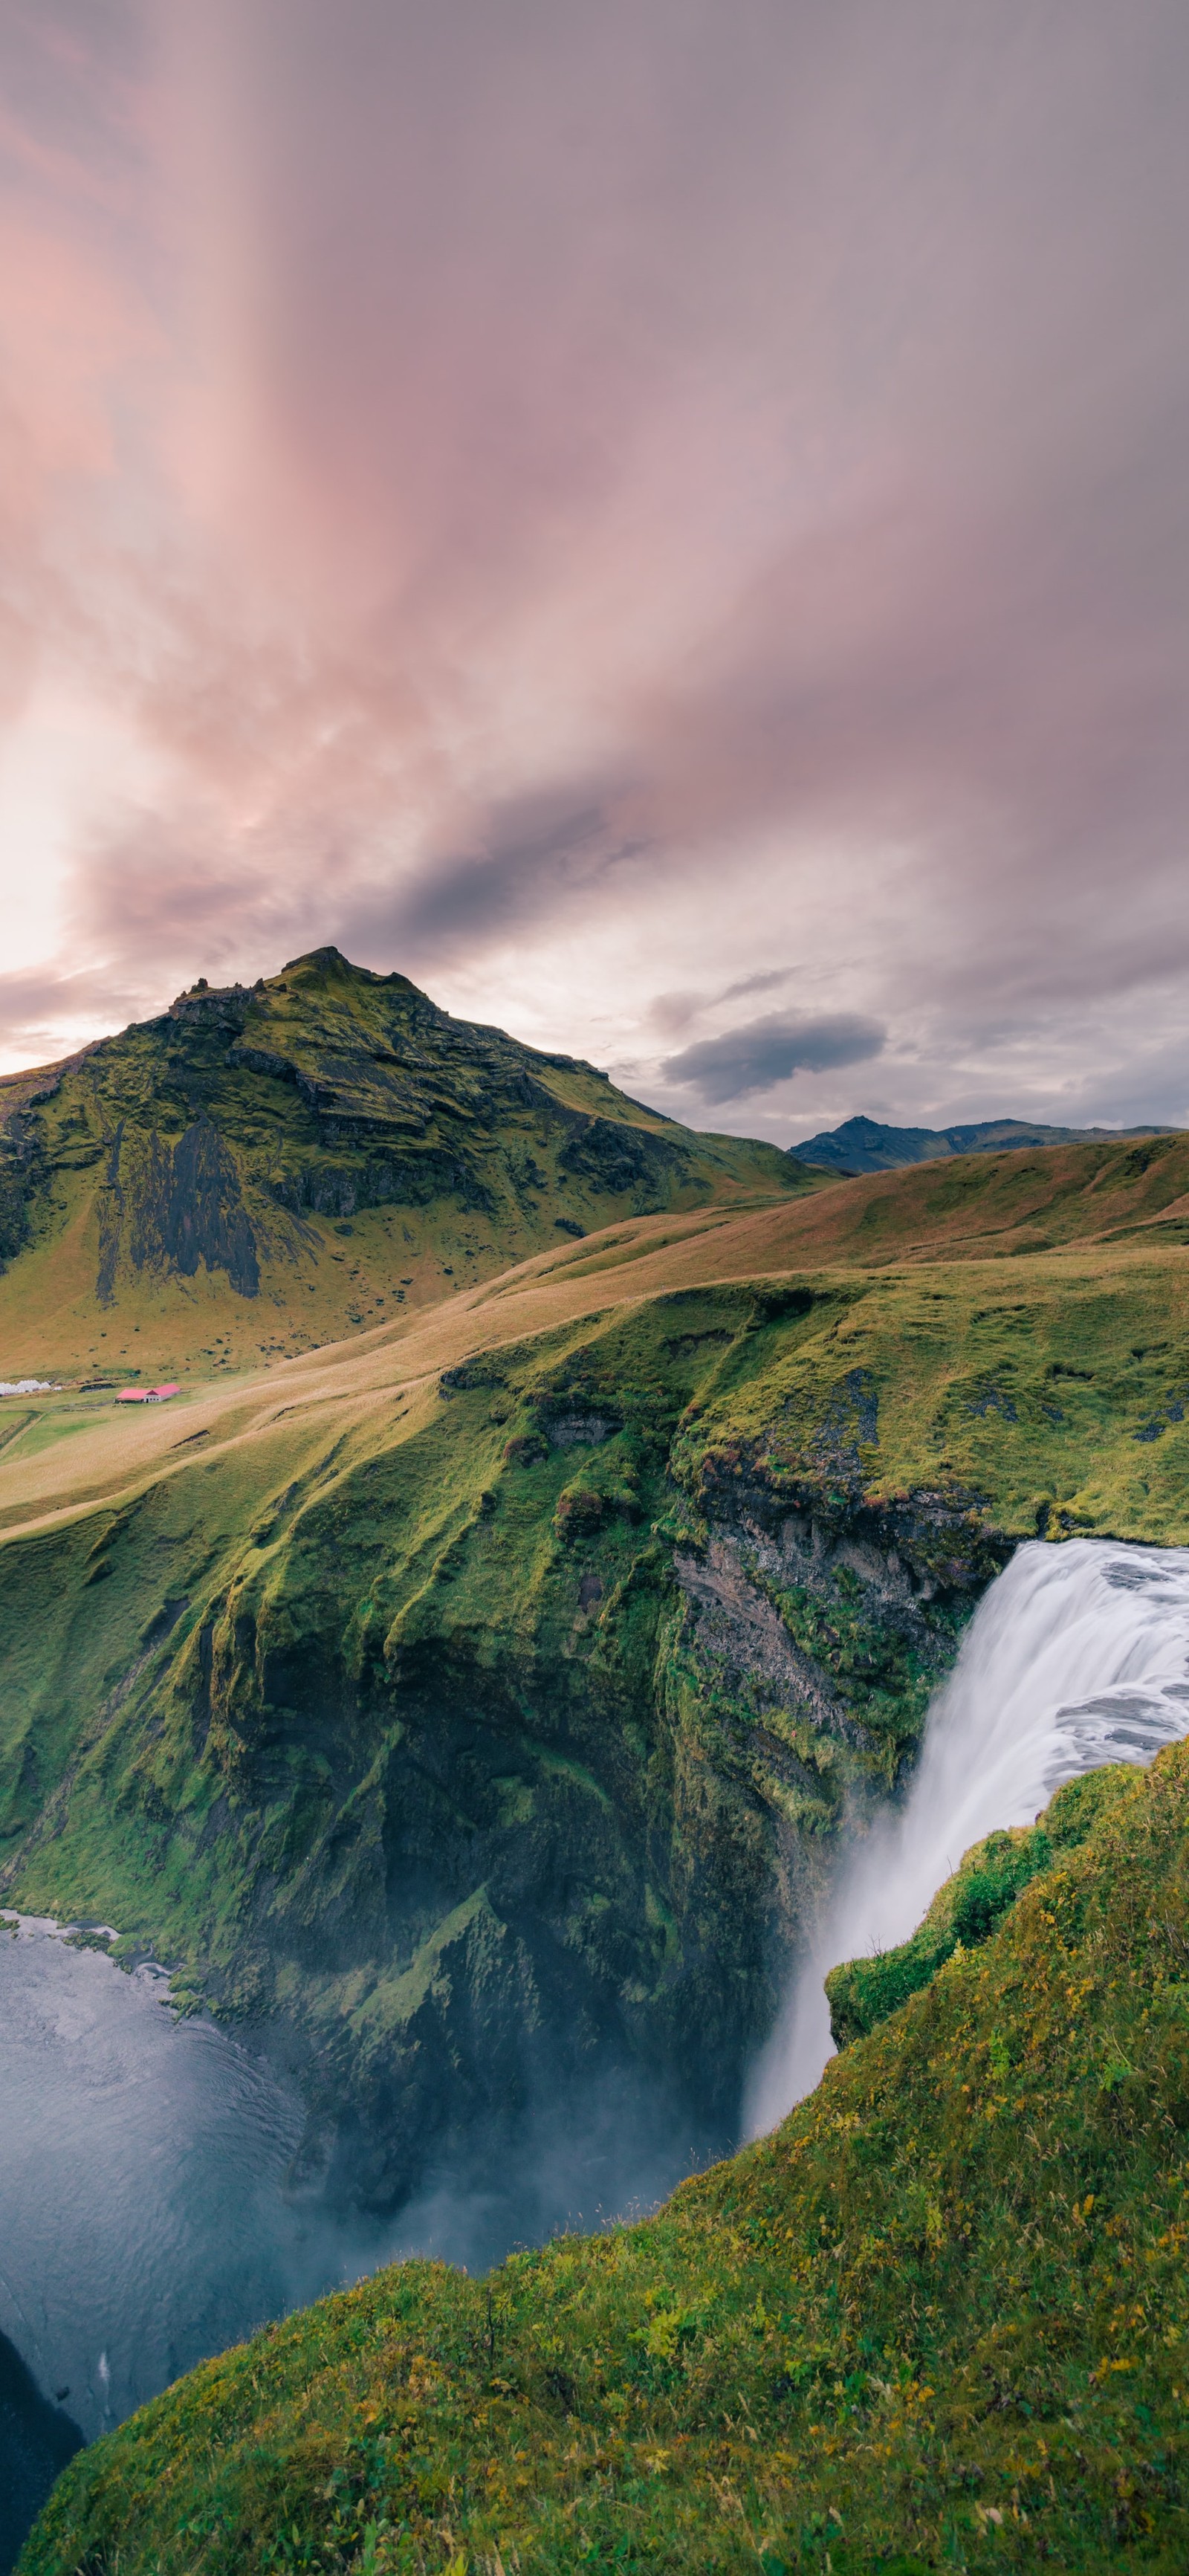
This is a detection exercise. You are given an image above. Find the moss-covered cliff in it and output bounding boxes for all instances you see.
[0,1278,1000,2209]
[8,1185,1189,2210]
[24,1741,1189,2573]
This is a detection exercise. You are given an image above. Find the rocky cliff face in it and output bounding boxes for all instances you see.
[0,1280,1001,2215]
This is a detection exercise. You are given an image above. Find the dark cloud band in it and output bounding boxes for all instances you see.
[662,1012,886,1105]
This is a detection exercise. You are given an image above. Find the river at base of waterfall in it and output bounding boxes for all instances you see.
[0,1912,711,2569]
[0,1919,343,2450]
[748,1536,1189,2134]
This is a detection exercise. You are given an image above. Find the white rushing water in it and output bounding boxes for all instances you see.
[747,1537,1189,2135]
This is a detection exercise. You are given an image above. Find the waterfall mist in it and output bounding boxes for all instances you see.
[747,1538,1189,2135]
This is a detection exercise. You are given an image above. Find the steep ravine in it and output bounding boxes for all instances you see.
[0,1283,1003,2217]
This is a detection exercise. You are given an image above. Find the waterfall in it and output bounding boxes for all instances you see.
[746,1537,1189,2135]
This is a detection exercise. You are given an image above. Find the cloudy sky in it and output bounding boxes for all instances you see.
[1,0,1188,1143]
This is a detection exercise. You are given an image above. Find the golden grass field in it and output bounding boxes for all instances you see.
[4,1127,1189,1554]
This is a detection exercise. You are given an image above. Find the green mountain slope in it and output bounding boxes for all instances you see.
[729,1127,1189,1268]
[25,1739,1189,2575]
[0,947,810,1378]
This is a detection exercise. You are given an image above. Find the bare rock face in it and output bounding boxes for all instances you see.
[0,2329,82,2575]
[676,1534,857,1737]
[97,1120,260,1302]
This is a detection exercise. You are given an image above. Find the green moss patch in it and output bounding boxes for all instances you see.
[826,1767,1136,2046]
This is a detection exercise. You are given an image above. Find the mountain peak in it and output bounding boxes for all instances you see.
[0,952,811,1373]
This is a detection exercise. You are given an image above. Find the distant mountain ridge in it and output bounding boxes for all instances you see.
[791,1110,1180,1176]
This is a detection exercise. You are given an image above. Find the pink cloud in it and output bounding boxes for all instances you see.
[0,0,1187,1139]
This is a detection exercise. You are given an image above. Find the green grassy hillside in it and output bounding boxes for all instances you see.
[24,1738,1189,2574]
[4,1196,1189,2204]
[823,1766,1135,2048]
[0,947,810,1379]
[4,1124,1189,1546]
[0,1278,996,2204]
[730,1127,1189,1266]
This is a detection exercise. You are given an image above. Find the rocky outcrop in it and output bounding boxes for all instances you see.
[675,1534,862,1739]
[97,1119,261,1301]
